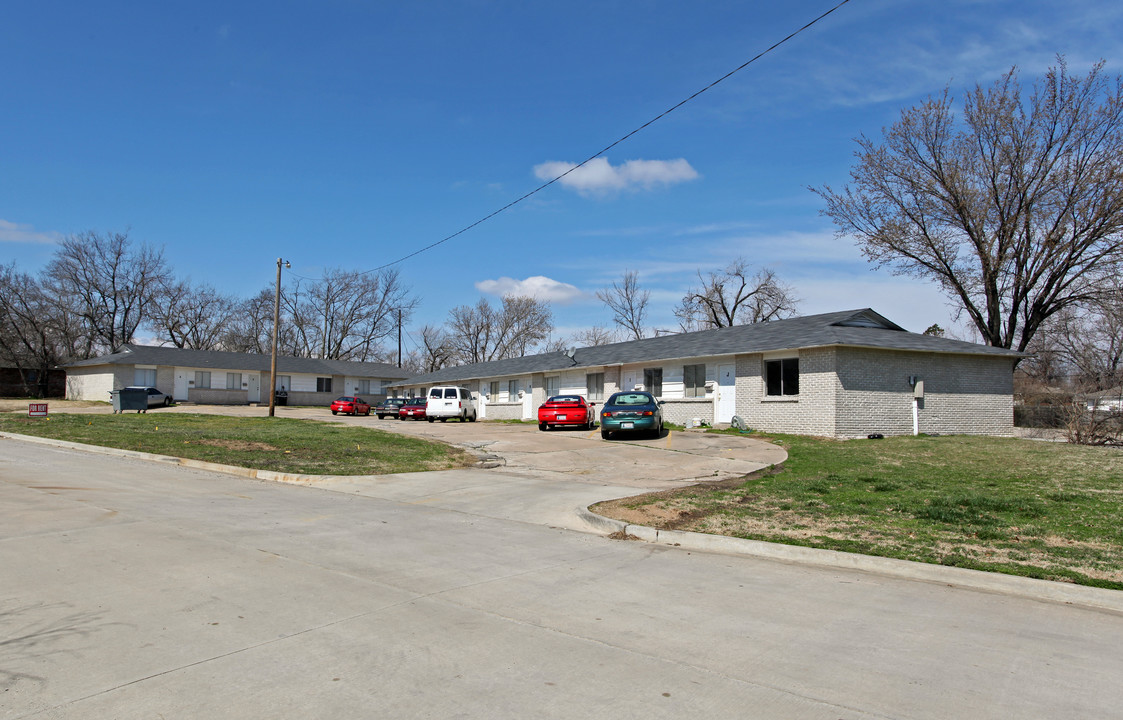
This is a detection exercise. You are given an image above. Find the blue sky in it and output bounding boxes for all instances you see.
[3,1,1122,354]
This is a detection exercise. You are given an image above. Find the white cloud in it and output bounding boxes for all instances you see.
[534,157,699,196]
[476,275,586,304]
[0,220,60,244]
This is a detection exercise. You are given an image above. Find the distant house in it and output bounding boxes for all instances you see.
[391,309,1024,438]
[64,345,409,406]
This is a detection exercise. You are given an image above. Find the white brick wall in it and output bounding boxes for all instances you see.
[732,347,1016,438]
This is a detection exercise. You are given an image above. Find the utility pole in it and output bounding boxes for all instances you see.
[268,258,290,417]
[397,308,402,368]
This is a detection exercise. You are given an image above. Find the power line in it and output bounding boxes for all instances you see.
[360,0,852,275]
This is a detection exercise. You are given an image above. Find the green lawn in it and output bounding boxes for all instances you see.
[0,412,475,475]
[594,433,1123,590]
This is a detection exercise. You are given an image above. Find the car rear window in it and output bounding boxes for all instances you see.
[444,388,457,398]
[551,396,581,403]
[614,394,651,405]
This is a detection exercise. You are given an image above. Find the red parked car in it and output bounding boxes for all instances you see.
[398,397,427,420]
[537,395,595,431]
[330,396,372,416]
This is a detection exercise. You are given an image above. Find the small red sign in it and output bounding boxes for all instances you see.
[28,403,48,417]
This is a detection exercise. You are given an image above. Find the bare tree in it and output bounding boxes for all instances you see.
[412,324,455,373]
[1048,283,1123,389]
[572,325,618,347]
[815,58,1123,352]
[596,270,649,340]
[44,230,172,356]
[0,264,71,396]
[279,268,417,361]
[675,259,798,331]
[446,295,553,364]
[221,289,280,355]
[149,279,239,350]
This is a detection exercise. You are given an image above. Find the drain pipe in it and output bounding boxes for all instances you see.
[910,378,924,435]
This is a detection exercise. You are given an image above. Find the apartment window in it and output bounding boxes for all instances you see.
[508,379,519,398]
[356,379,371,395]
[489,381,499,398]
[275,375,291,392]
[643,368,663,398]
[765,358,799,396]
[194,371,211,389]
[134,368,156,386]
[546,376,560,397]
[226,372,242,390]
[317,377,332,393]
[586,373,604,402]
[684,364,706,398]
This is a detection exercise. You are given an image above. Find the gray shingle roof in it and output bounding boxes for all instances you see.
[394,308,1023,386]
[64,345,410,379]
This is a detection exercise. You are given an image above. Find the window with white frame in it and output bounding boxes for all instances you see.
[357,379,371,395]
[194,371,211,389]
[134,368,156,386]
[275,375,290,391]
[683,364,706,398]
[643,368,663,398]
[226,372,242,390]
[508,379,519,399]
[316,377,332,393]
[546,376,560,397]
[489,381,499,399]
[586,372,604,402]
[765,357,799,396]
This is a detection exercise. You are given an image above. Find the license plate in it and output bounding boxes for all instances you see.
[621,422,634,429]
[557,414,566,420]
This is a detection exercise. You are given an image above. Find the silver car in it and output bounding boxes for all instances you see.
[126,386,172,407]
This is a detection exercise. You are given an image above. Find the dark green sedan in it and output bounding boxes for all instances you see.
[599,391,664,440]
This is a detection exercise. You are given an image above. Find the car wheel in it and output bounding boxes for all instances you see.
[469,412,477,422]
[331,410,338,415]
[601,429,611,440]
[164,397,172,407]
[427,417,434,423]
[539,422,548,431]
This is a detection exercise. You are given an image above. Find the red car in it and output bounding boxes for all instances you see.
[537,395,595,431]
[398,397,427,420]
[330,396,372,416]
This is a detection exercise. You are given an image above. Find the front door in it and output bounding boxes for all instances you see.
[717,363,736,423]
[174,371,189,401]
[248,374,260,403]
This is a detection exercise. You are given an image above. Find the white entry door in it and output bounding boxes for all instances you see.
[247,374,260,403]
[717,363,736,423]
[174,371,189,401]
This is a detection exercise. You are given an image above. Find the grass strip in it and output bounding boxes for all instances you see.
[0,412,474,476]
[594,433,1123,590]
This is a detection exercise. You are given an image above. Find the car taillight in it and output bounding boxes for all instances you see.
[641,411,653,416]
[602,412,611,418]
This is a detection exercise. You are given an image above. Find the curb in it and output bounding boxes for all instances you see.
[575,507,1123,614]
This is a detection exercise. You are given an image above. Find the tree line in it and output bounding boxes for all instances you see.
[0,227,799,396]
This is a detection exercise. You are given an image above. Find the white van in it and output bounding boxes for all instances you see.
[426,386,477,422]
